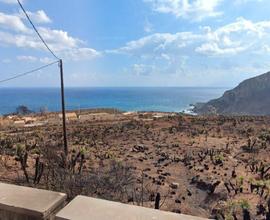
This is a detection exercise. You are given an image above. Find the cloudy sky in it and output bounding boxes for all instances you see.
[0,0,270,87]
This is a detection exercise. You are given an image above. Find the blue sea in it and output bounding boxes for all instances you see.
[0,87,227,115]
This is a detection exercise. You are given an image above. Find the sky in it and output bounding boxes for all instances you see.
[0,0,270,87]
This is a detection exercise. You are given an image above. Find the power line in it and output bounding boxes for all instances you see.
[0,61,59,84]
[17,0,60,60]
[16,0,68,156]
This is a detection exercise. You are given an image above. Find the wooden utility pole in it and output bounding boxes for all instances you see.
[59,59,68,156]
[16,0,68,157]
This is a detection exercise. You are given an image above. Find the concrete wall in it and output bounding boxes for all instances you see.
[0,183,208,220]
[55,196,207,220]
[0,183,66,220]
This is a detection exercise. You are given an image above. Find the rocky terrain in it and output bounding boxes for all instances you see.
[0,111,270,219]
[194,71,270,115]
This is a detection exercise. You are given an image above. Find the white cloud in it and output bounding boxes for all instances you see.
[108,17,270,84]
[37,27,80,50]
[0,11,101,61]
[110,32,201,59]
[144,0,223,21]
[0,12,29,32]
[16,55,59,64]
[0,31,43,49]
[19,10,52,24]
[195,42,247,55]
[196,17,270,56]
[62,48,102,61]
[0,0,23,4]
[112,17,270,57]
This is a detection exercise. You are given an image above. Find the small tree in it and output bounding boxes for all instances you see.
[16,105,32,115]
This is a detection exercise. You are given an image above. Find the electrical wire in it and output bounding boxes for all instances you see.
[0,1,62,84]
[17,0,60,60]
[0,60,59,84]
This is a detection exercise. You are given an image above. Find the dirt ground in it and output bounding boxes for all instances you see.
[0,111,270,219]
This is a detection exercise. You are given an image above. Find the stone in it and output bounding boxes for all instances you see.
[170,182,179,189]
[175,199,181,204]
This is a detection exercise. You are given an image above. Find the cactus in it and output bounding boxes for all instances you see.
[33,156,44,184]
[155,192,160,209]
[243,209,250,220]
[15,144,44,184]
[15,144,29,183]
[240,200,251,220]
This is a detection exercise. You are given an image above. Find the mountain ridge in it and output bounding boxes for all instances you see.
[193,71,270,115]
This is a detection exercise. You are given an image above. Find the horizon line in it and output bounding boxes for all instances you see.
[0,86,231,89]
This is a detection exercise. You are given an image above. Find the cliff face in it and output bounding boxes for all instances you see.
[194,72,270,115]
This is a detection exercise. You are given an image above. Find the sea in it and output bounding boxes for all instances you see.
[0,87,228,115]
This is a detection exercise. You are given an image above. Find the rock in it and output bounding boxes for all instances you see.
[173,157,181,162]
[175,199,181,204]
[162,172,171,176]
[143,168,151,172]
[156,181,162,185]
[170,182,179,189]
[194,166,204,172]
[132,144,148,153]
[158,175,166,181]
[193,71,270,115]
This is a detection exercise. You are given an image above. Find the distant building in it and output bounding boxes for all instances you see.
[59,112,78,121]
[153,113,176,119]
[13,120,25,127]
[24,122,46,127]
[122,111,137,116]
[22,117,37,123]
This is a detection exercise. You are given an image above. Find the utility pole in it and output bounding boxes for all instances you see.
[59,59,68,156]
[17,0,68,157]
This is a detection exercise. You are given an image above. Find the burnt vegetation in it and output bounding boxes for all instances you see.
[1,113,270,219]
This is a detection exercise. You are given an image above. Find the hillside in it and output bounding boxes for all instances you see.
[2,112,270,219]
[194,71,270,115]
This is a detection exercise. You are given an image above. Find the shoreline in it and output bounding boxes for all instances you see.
[0,87,227,116]
[0,106,198,117]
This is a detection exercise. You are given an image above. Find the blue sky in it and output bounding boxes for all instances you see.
[0,0,270,87]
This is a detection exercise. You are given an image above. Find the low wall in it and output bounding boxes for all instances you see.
[0,183,66,220]
[55,196,206,220]
[0,183,208,220]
